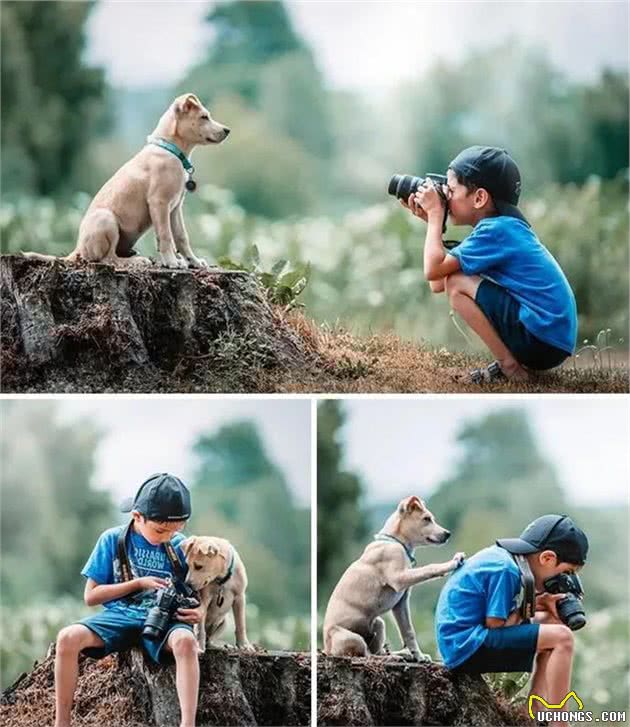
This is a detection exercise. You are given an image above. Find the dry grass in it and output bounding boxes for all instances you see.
[260,313,629,394]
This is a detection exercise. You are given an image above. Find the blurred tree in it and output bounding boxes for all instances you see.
[317,401,370,603]
[191,419,309,613]
[1,1,108,196]
[429,408,566,533]
[0,401,114,604]
[399,43,628,188]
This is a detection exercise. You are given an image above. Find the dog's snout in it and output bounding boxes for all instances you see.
[223,127,230,137]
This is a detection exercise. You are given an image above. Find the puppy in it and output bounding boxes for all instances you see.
[323,495,465,661]
[23,93,229,269]
[181,535,253,652]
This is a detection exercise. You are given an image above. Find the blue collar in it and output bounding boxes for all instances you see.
[146,136,194,174]
[214,547,235,586]
[374,533,417,566]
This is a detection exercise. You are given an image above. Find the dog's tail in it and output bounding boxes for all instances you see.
[20,250,80,263]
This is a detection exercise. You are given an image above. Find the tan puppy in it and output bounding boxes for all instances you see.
[181,535,253,652]
[323,496,465,661]
[23,93,229,269]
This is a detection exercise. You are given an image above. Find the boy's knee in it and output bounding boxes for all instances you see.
[56,625,85,654]
[556,625,574,651]
[170,629,197,658]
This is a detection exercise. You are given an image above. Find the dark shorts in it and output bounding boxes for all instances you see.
[453,622,540,674]
[475,279,570,370]
[77,609,194,664]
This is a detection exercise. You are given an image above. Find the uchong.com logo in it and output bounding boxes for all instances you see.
[529,691,627,722]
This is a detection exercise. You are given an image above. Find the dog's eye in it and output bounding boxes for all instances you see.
[194,563,203,570]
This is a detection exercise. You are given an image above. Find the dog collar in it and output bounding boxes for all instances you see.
[146,136,197,191]
[214,546,235,586]
[374,533,417,566]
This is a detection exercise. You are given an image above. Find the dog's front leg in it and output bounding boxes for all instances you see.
[233,594,254,650]
[389,552,465,592]
[171,204,208,269]
[149,199,187,268]
[391,590,430,662]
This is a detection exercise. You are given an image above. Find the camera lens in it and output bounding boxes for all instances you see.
[388,174,425,201]
[557,595,587,631]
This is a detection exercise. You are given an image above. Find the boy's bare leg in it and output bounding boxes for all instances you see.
[529,650,550,701]
[531,625,575,727]
[55,625,105,727]
[166,629,200,727]
[445,272,528,380]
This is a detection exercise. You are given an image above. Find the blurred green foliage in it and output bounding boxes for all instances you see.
[0,402,310,688]
[317,404,630,713]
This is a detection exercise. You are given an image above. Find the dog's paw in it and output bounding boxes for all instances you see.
[186,255,209,269]
[159,253,184,269]
[237,640,255,652]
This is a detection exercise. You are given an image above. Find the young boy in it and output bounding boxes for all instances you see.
[402,146,577,382]
[54,473,202,727]
[435,515,588,727]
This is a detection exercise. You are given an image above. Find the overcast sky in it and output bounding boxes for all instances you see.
[53,398,311,506]
[340,397,630,506]
[86,1,628,92]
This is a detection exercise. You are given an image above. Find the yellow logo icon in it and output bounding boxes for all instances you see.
[528,691,584,719]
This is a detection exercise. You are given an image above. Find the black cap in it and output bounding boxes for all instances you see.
[497,514,588,565]
[449,145,529,226]
[120,473,191,521]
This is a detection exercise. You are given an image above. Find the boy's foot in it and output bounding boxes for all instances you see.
[470,360,529,383]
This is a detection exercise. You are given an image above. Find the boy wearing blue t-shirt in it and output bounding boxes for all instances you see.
[402,146,577,382]
[54,474,201,727]
[435,515,588,727]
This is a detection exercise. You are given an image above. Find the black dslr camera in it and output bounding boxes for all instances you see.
[142,582,199,641]
[388,173,452,238]
[543,573,586,631]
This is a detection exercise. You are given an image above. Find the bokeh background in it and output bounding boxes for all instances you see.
[1,0,628,354]
[0,398,311,688]
[317,398,630,713]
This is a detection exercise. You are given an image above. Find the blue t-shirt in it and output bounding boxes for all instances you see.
[435,545,522,669]
[81,524,188,617]
[448,216,577,354]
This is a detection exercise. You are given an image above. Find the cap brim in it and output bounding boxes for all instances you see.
[496,537,539,554]
[120,496,135,513]
[494,200,530,226]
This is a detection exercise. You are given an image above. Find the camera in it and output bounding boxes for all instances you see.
[543,573,586,631]
[388,173,448,203]
[142,582,199,641]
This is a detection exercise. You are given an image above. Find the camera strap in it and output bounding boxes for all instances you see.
[116,520,186,584]
[513,554,536,621]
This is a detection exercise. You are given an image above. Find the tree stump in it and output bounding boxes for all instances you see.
[0,645,311,726]
[317,654,530,726]
[0,255,311,392]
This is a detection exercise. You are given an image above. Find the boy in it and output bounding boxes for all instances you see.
[435,515,588,727]
[54,473,202,727]
[402,146,577,382]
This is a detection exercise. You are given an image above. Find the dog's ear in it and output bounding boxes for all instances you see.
[399,495,424,514]
[175,93,202,116]
[180,537,196,558]
[200,540,218,557]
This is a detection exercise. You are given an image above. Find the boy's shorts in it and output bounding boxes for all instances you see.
[77,609,194,664]
[453,622,540,674]
[475,279,570,370]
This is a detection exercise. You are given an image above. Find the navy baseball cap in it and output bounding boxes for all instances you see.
[120,473,191,521]
[449,145,529,226]
[497,514,588,565]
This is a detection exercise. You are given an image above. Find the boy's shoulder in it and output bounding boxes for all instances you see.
[467,544,521,576]
[476,215,532,236]
[97,524,126,542]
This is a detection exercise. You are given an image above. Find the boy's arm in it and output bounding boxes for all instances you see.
[84,576,168,607]
[423,211,461,281]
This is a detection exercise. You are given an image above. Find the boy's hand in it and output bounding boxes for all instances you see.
[136,576,169,591]
[414,180,445,218]
[535,592,567,621]
[177,605,203,625]
[400,194,428,222]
